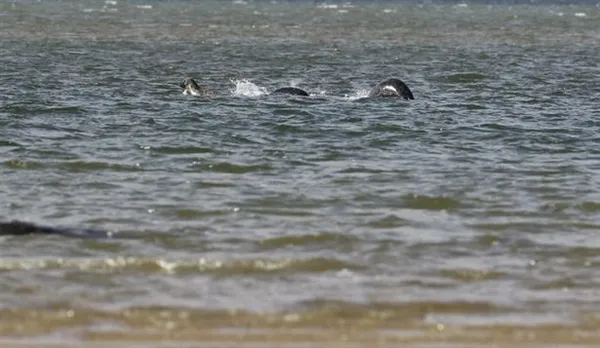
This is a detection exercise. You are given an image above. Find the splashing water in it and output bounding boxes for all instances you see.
[344,88,370,101]
[288,78,303,87]
[231,79,268,97]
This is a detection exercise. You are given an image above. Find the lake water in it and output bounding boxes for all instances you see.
[0,0,599,346]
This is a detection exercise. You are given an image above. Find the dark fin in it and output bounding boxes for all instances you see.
[368,78,414,100]
[271,87,309,96]
[0,220,112,238]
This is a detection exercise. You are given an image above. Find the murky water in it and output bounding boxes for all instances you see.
[1,0,600,346]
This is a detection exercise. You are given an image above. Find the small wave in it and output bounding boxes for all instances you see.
[4,159,43,170]
[193,180,235,188]
[295,299,501,317]
[402,194,464,211]
[0,256,360,275]
[82,7,117,13]
[438,268,506,282]
[4,159,141,172]
[317,4,339,9]
[543,201,600,215]
[0,305,585,342]
[6,159,143,173]
[190,162,272,174]
[145,145,214,155]
[174,208,229,219]
[0,140,21,147]
[365,214,409,229]
[441,73,488,83]
[60,161,143,172]
[577,202,600,213]
[259,233,356,249]
[244,207,314,217]
[231,79,267,97]
[2,103,86,115]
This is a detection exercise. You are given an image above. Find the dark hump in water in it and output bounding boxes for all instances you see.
[368,78,414,100]
[0,220,112,238]
[271,87,309,96]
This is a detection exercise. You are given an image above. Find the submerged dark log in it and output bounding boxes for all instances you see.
[0,220,111,238]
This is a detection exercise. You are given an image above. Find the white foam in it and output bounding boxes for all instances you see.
[183,89,199,96]
[344,88,370,101]
[231,79,268,97]
[574,12,586,17]
[105,0,117,5]
[136,4,152,9]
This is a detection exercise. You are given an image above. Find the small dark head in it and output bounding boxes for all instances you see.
[369,78,414,100]
[180,77,203,96]
[180,77,215,98]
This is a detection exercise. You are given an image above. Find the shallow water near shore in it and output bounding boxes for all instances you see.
[1,0,600,346]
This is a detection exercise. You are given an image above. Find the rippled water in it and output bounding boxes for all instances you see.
[1,0,600,346]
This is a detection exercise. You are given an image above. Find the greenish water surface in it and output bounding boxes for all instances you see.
[0,0,599,345]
